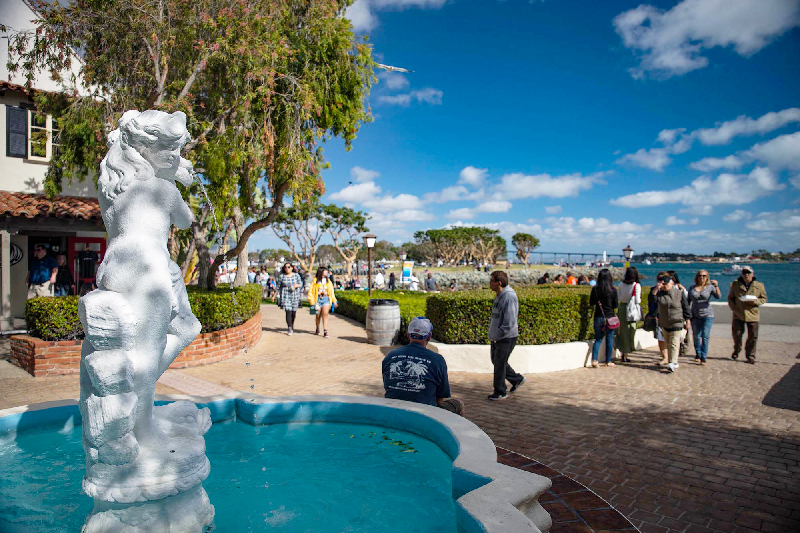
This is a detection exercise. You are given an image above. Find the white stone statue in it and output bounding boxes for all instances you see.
[78,110,213,530]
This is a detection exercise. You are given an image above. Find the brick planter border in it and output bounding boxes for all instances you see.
[10,310,262,377]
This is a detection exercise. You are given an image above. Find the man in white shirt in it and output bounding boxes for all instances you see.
[409,274,420,291]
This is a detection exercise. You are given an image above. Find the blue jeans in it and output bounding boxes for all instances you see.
[591,316,615,363]
[691,316,714,362]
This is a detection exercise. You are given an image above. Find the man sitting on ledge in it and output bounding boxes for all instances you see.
[382,317,465,416]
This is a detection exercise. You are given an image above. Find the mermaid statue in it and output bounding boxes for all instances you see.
[78,110,214,531]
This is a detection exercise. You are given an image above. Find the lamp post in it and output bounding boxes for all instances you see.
[364,233,377,295]
[622,245,634,269]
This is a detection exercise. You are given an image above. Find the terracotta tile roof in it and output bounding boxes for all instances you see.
[0,80,32,95]
[0,191,101,221]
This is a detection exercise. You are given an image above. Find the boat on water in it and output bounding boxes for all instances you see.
[722,264,744,275]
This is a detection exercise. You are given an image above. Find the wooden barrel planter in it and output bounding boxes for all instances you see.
[366,299,401,346]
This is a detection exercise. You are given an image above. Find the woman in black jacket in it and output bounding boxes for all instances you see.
[589,268,618,367]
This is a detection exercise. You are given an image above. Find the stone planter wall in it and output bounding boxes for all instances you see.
[10,310,262,377]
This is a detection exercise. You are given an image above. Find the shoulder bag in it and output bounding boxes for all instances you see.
[598,301,620,330]
[626,283,642,322]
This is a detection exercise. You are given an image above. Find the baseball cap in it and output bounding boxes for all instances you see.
[741,266,753,274]
[408,316,433,340]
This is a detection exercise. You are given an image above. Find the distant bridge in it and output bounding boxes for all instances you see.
[507,250,627,264]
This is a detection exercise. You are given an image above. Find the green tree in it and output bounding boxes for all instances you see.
[511,232,540,267]
[320,204,369,276]
[9,0,375,289]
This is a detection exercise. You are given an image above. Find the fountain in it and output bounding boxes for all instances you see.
[0,109,555,533]
[78,109,213,531]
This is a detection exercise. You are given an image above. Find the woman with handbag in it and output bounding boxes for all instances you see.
[309,266,337,338]
[616,267,641,363]
[687,270,720,365]
[589,268,619,368]
[646,274,668,365]
[277,263,302,335]
[657,273,691,373]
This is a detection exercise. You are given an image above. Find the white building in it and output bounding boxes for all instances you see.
[1,0,103,330]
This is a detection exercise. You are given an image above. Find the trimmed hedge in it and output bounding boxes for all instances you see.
[427,285,654,345]
[26,284,263,341]
[334,291,428,343]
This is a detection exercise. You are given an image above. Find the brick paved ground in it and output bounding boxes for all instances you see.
[2,305,799,533]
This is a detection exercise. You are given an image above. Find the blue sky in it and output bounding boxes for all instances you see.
[250,0,800,256]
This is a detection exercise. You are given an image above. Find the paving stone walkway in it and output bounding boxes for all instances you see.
[2,304,799,533]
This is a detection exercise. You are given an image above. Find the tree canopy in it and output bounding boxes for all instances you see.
[9,0,375,288]
[512,232,540,266]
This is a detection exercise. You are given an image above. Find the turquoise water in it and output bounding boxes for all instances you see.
[0,419,458,532]
[623,262,799,304]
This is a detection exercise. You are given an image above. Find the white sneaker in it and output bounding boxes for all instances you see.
[288,328,293,336]
[667,362,676,373]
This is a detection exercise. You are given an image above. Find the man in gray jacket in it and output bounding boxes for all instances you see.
[488,271,525,400]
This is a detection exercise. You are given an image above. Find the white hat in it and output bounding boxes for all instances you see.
[408,317,433,340]
[741,265,754,274]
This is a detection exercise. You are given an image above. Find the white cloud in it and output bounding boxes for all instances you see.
[696,108,800,145]
[616,147,672,171]
[610,167,784,208]
[458,166,488,188]
[329,181,382,204]
[350,166,381,183]
[745,131,800,171]
[689,155,744,172]
[477,201,512,213]
[497,172,608,200]
[380,72,410,90]
[614,0,800,79]
[791,175,800,190]
[346,0,447,33]
[723,209,752,222]
[545,205,562,214]
[680,205,713,216]
[363,193,423,212]
[388,209,437,222]
[423,185,487,204]
[666,215,687,226]
[750,209,800,231]
[446,208,477,220]
[689,131,800,173]
[378,88,443,106]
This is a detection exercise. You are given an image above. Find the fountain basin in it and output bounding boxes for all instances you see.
[0,395,552,532]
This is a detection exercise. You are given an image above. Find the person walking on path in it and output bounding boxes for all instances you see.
[309,266,337,338]
[382,317,465,416]
[616,266,641,363]
[657,273,691,373]
[688,270,720,365]
[54,253,76,296]
[589,268,619,368]
[26,244,58,299]
[648,273,669,365]
[668,270,691,358]
[727,266,767,364]
[277,262,302,335]
[388,272,396,291]
[487,270,525,401]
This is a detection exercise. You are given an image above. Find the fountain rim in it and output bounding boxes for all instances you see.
[0,393,552,533]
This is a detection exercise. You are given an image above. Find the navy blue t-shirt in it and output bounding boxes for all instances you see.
[29,255,58,284]
[382,343,450,407]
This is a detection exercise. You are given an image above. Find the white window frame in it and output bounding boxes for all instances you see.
[26,110,59,162]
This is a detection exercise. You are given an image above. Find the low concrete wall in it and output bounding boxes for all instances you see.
[10,310,262,377]
[710,302,800,326]
[429,329,658,374]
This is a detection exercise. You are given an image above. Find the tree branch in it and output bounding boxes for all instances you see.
[178,50,212,101]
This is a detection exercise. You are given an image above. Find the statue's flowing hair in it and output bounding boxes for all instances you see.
[99,110,190,200]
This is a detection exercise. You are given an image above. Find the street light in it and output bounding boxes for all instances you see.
[364,233,377,295]
[622,245,634,268]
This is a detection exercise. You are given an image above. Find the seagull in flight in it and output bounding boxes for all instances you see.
[376,63,413,73]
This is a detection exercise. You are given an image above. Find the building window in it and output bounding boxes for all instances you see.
[4,105,60,161]
[28,110,59,162]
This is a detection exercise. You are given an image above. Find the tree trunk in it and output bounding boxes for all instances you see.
[193,220,213,290]
[232,207,249,287]
[344,260,354,278]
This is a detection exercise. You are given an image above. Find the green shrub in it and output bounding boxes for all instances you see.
[26,296,82,341]
[186,284,262,332]
[334,291,428,343]
[26,284,263,340]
